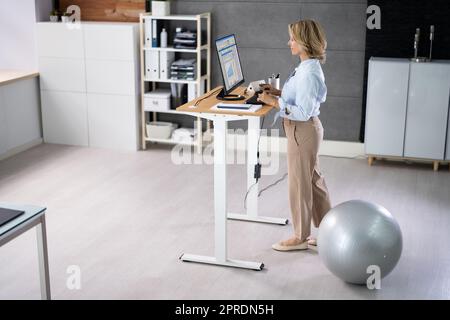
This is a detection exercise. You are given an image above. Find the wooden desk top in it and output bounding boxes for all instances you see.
[177,86,274,117]
[0,70,39,86]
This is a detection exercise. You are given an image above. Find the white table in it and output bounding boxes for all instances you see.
[0,203,51,299]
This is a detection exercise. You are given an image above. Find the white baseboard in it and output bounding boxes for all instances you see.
[0,138,43,161]
[1,136,365,160]
[316,139,366,158]
[226,133,365,159]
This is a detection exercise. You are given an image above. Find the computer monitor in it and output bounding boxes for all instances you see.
[215,34,246,101]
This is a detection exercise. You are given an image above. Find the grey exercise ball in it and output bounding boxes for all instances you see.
[318,200,402,285]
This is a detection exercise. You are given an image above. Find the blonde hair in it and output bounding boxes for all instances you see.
[289,20,327,64]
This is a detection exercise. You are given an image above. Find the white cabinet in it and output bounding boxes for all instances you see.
[38,57,86,92]
[87,94,139,151]
[36,23,84,58]
[86,60,136,95]
[365,58,410,157]
[83,22,140,150]
[37,22,140,150]
[37,23,88,147]
[84,24,137,61]
[404,63,450,159]
[41,91,89,146]
[365,58,450,164]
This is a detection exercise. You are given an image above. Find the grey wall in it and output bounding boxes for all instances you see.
[35,0,53,21]
[164,0,368,141]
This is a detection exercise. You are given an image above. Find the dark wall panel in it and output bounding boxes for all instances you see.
[362,0,450,141]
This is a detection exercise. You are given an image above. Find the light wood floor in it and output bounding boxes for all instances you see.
[1,143,449,300]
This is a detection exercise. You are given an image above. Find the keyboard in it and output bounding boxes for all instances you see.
[245,92,263,105]
[217,104,252,110]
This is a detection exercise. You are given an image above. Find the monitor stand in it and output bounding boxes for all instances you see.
[216,87,246,101]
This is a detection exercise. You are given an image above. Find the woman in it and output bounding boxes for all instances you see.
[258,20,332,251]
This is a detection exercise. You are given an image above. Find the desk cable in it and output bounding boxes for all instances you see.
[244,115,264,209]
[194,87,223,107]
[243,115,290,209]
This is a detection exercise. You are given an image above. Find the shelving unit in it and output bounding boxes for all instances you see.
[139,12,211,151]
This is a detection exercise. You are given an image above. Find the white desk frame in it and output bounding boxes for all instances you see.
[0,211,51,300]
[180,112,288,271]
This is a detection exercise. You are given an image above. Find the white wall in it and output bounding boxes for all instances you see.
[0,0,39,70]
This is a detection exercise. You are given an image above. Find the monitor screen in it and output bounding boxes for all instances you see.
[215,34,244,93]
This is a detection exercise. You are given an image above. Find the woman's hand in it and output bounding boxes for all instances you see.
[259,84,282,97]
[258,92,280,109]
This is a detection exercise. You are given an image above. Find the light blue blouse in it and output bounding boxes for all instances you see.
[277,59,327,122]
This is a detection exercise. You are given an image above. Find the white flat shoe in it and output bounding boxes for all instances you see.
[272,241,308,252]
[307,237,317,246]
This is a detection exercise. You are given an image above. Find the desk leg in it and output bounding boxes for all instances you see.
[228,117,288,225]
[36,215,51,300]
[180,118,264,271]
[196,116,203,154]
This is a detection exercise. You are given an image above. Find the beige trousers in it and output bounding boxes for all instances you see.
[283,117,331,241]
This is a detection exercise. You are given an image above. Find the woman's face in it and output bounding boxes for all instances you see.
[287,32,303,56]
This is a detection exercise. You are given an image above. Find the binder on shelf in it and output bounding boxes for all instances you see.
[144,17,153,47]
[152,19,163,47]
[160,51,175,80]
[145,50,160,79]
[188,80,205,102]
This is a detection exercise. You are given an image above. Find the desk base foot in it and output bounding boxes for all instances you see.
[228,213,289,225]
[180,254,264,271]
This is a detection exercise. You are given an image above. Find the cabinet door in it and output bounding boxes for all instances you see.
[404,63,450,160]
[37,23,84,58]
[87,94,139,151]
[39,57,86,92]
[85,60,137,95]
[365,59,410,156]
[84,24,138,61]
[41,91,89,146]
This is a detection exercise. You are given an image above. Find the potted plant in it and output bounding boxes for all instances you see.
[151,0,170,16]
[61,11,71,23]
[49,9,59,22]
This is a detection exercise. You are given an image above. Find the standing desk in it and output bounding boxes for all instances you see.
[177,86,288,270]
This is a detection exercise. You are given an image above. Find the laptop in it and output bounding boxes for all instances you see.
[0,207,25,227]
